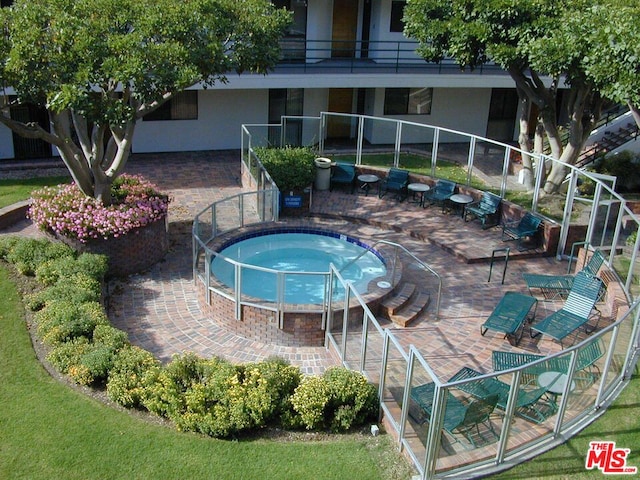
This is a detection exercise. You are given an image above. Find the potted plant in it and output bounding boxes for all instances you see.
[255,146,316,216]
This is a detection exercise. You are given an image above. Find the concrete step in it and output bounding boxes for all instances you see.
[380,282,416,317]
[390,292,431,327]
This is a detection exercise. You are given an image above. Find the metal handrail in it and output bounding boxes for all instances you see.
[339,238,442,320]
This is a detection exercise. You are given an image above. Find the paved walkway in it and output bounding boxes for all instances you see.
[1,150,611,377]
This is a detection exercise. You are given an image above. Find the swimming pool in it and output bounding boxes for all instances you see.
[211,231,387,304]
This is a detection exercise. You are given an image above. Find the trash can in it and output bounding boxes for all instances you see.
[314,157,332,191]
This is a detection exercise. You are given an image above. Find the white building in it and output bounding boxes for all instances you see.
[0,0,526,160]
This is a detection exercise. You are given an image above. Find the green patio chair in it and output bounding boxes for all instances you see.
[423,179,455,210]
[522,249,605,299]
[329,162,356,193]
[410,382,499,447]
[480,292,538,346]
[464,191,501,229]
[492,338,605,388]
[501,212,542,251]
[448,366,552,424]
[378,167,410,201]
[530,271,604,346]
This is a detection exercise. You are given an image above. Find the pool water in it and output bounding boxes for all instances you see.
[211,232,387,304]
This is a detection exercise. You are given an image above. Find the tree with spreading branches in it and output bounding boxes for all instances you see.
[404,0,609,194]
[0,0,290,205]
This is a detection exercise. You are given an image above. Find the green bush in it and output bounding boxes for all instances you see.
[6,238,74,275]
[255,146,316,192]
[34,300,109,346]
[47,325,129,386]
[595,151,640,192]
[0,235,20,260]
[291,367,378,432]
[47,337,92,373]
[35,252,108,286]
[107,345,160,408]
[26,273,102,311]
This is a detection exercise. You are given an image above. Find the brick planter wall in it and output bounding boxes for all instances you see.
[54,216,169,277]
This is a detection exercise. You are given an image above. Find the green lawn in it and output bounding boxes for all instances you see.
[0,176,69,209]
[0,265,414,480]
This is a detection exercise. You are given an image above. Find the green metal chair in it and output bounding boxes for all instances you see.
[423,179,455,210]
[464,191,501,229]
[329,162,356,193]
[410,382,499,447]
[492,338,604,387]
[480,292,538,346]
[522,249,605,299]
[448,366,552,424]
[530,271,604,346]
[378,167,409,201]
[501,212,542,251]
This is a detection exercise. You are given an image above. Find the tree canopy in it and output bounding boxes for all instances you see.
[0,0,290,204]
[404,0,618,193]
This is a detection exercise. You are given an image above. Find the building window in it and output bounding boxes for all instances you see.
[384,87,433,115]
[143,91,198,121]
[390,1,406,33]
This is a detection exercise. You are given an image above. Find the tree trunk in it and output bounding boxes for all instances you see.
[516,89,534,191]
[629,102,640,129]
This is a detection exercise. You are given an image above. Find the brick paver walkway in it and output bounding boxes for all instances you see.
[1,150,609,377]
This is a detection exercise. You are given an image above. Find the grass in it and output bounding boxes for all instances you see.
[328,152,487,189]
[0,176,70,209]
[0,265,413,480]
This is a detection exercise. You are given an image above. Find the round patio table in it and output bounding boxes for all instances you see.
[407,183,430,207]
[448,193,474,218]
[357,174,379,196]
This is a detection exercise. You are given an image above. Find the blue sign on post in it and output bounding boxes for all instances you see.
[284,195,302,208]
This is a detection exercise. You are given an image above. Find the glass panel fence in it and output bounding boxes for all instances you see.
[361,313,385,386]
[360,116,398,164]
[342,299,366,371]
[400,351,429,468]
[399,122,435,175]
[432,381,503,476]
[322,114,359,154]
[470,140,510,194]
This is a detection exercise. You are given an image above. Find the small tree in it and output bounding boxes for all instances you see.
[0,0,290,205]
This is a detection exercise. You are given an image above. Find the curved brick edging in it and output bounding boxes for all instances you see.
[53,217,169,277]
[0,200,31,230]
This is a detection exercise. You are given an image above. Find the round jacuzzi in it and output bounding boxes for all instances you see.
[211,230,387,304]
[197,226,398,347]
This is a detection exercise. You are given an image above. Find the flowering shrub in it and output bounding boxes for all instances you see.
[29,174,170,243]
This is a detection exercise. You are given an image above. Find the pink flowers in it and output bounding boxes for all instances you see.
[29,174,170,243]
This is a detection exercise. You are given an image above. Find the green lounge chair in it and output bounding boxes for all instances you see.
[378,167,410,201]
[480,292,538,346]
[530,271,604,346]
[448,366,552,424]
[523,249,605,299]
[423,179,456,211]
[492,338,604,387]
[410,382,499,447]
[464,191,501,229]
[501,212,542,251]
[330,162,356,193]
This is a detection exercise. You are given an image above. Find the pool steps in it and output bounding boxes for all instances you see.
[380,282,431,327]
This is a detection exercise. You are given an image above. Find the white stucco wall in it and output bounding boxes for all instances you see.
[364,87,492,144]
[133,89,268,153]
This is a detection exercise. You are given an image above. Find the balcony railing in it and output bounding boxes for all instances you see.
[276,38,507,75]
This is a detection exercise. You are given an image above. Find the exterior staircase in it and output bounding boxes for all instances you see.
[379,282,431,327]
[577,120,640,169]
